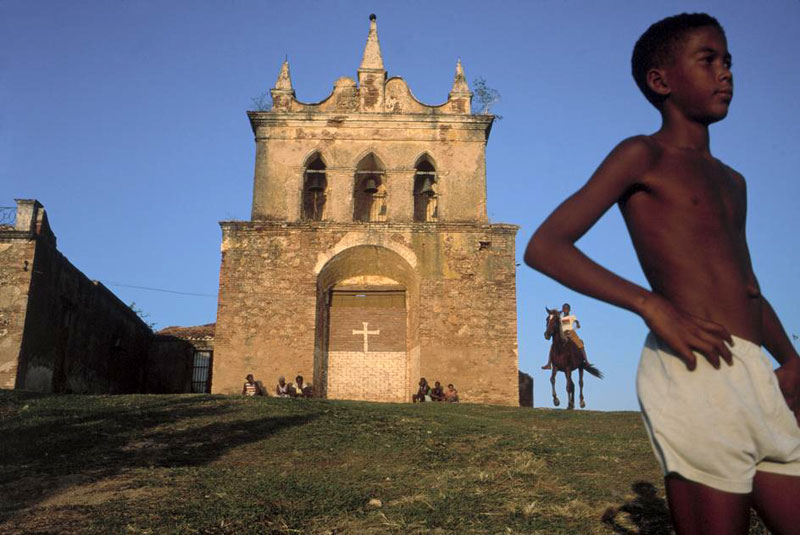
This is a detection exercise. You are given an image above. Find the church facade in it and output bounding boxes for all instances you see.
[212,16,520,405]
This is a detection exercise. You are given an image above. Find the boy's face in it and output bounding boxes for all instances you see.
[660,26,732,124]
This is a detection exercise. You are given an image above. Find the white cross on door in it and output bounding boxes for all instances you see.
[352,322,380,353]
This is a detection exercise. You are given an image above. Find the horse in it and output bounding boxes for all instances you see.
[544,307,603,409]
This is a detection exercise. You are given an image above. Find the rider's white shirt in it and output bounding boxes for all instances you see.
[560,314,578,332]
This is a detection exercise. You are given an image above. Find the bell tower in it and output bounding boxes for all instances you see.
[214,15,519,405]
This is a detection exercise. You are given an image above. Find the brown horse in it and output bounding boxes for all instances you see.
[544,307,603,409]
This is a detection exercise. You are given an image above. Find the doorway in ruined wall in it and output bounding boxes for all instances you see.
[326,286,407,402]
[314,245,420,403]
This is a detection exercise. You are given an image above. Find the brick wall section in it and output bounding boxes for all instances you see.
[327,351,406,402]
[0,200,153,393]
[213,221,518,405]
[329,295,405,352]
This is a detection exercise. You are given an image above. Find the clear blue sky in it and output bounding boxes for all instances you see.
[2,1,798,410]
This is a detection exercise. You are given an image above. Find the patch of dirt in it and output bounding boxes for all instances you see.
[1,474,166,534]
[39,475,156,507]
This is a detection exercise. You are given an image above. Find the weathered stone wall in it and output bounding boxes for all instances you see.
[249,114,491,225]
[0,208,35,389]
[213,221,518,405]
[519,371,534,408]
[0,200,153,393]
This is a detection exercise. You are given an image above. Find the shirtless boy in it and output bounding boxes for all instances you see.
[525,13,799,535]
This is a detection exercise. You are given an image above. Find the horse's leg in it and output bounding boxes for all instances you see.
[579,367,586,409]
[566,369,575,410]
[550,367,559,407]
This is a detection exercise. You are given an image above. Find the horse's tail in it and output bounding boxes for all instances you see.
[583,363,603,379]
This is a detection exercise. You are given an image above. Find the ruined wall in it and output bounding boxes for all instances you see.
[214,221,518,405]
[519,371,534,408]
[0,200,153,393]
[153,324,215,394]
[0,211,35,389]
[147,335,194,393]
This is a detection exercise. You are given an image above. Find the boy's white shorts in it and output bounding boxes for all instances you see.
[637,332,800,493]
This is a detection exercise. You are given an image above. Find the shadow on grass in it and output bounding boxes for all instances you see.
[0,391,318,521]
[601,481,672,535]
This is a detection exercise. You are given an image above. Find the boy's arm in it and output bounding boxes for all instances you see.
[762,297,800,422]
[761,297,800,366]
[525,136,733,370]
[736,172,799,419]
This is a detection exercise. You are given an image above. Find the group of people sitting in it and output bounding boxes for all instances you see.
[242,373,313,398]
[412,377,459,403]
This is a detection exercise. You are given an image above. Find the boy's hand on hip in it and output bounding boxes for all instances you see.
[640,294,734,371]
[775,358,800,426]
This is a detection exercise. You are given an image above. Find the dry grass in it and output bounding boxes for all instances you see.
[0,391,770,534]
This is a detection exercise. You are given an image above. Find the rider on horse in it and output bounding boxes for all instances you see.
[542,303,592,369]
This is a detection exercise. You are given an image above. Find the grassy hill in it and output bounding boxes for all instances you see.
[0,391,768,534]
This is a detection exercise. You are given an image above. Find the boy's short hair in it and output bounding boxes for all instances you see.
[631,13,724,107]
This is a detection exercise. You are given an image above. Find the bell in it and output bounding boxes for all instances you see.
[306,174,325,192]
[363,177,379,193]
[418,176,435,196]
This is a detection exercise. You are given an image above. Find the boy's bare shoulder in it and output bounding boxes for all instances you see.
[719,160,746,187]
[587,135,661,193]
[609,135,662,171]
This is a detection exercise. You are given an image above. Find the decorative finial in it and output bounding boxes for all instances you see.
[450,58,470,94]
[360,13,384,71]
[274,58,293,91]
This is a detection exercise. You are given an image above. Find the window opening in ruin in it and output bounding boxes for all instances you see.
[413,158,437,222]
[302,155,327,221]
[353,154,386,222]
[192,350,213,393]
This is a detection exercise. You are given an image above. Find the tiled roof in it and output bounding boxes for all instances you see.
[157,323,215,340]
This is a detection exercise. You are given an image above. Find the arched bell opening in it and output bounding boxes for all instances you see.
[353,153,387,222]
[302,153,327,221]
[413,157,437,222]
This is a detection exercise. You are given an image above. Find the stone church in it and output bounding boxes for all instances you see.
[212,15,520,405]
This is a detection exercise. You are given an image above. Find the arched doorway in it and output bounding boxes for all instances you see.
[315,245,419,402]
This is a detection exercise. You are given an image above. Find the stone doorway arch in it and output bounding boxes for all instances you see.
[314,245,420,402]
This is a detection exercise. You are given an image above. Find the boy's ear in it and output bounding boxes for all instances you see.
[646,68,671,97]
